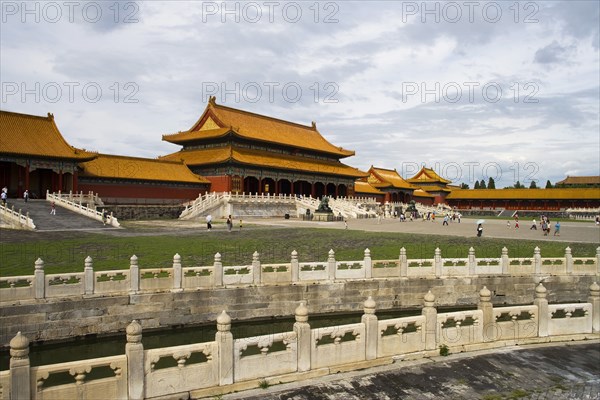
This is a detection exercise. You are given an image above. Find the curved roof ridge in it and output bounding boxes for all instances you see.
[211,101,317,131]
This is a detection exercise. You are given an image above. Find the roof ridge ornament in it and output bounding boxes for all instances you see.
[208,95,216,105]
[311,121,317,130]
[47,112,54,120]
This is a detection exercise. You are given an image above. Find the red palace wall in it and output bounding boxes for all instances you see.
[205,175,231,192]
[78,182,207,203]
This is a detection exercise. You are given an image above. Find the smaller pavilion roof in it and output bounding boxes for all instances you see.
[79,154,210,184]
[0,110,96,161]
[367,167,416,190]
[407,167,451,184]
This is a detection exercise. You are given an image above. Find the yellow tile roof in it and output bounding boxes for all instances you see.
[418,185,452,193]
[556,176,600,185]
[407,167,451,184]
[368,167,416,189]
[446,188,600,200]
[162,98,355,158]
[79,154,210,184]
[354,181,384,195]
[161,146,368,178]
[0,110,96,160]
[413,189,435,198]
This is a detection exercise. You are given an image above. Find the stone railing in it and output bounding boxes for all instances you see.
[0,203,35,230]
[1,246,598,304]
[2,283,598,400]
[46,191,119,227]
[180,192,380,220]
[566,207,600,221]
[52,190,104,207]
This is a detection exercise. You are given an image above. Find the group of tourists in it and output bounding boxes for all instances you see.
[206,214,241,232]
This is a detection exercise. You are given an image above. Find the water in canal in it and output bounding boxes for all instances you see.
[0,306,474,371]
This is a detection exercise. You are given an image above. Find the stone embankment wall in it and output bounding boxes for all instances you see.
[1,275,597,345]
[103,205,185,220]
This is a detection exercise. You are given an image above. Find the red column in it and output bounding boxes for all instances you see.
[73,170,78,192]
[25,164,30,192]
[335,185,339,198]
[291,181,295,195]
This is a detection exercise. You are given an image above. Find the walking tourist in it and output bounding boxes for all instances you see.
[226,215,233,232]
[23,190,29,202]
[477,223,483,237]
[541,220,548,236]
[206,214,212,231]
[1,190,6,206]
[50,201,56,215]
[554,221,561,236]
[530,219,537,230]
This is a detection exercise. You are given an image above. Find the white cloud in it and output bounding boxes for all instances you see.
[1,0,598,189]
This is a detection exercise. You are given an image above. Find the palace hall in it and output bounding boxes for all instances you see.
[160,97,367,198]
[1,102,599,211]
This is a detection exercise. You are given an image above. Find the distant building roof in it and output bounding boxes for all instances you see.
[446,188,600,200]
[162,97,355,158]
[354,181,384,195]
[555,176,600,185]
[161,146,367,178]
[368,167,415,190]
[407,167,451,184]
[79,154,210,184]
[413,189,435,198]
[0,110,96,161]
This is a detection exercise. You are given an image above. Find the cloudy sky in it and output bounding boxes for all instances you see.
[1,0,598,188]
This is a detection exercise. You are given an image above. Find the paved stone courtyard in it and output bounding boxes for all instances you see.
[224,341,600,400]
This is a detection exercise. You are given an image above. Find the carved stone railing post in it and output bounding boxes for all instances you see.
[501,247,509,274]
[422,290,437,351]
[34,258,45,299]
[534,283,548,337]
[84,256,94,296]
[434,248,442,277]
[10,331,30,400]
[399,247,407,277]
[327,249,336,281]
[565,247,573,274]
[364,248,372,279]
[214,253,223,287]
[129,255,139,294]
[172,253,183,292]
[291,250,299,283]
[534,247,542,274]
[294,302,311,372]
[252,251,261,285]
[126,320,144,400]
[468,247,476,275]
[361,297,378,360]
[478,286,494,342]
[216,311,233,385]
[589,282,600,333]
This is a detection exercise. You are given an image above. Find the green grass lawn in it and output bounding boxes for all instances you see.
[1,227,597,276]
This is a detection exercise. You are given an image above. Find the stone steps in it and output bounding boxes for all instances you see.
[7,199,107,231]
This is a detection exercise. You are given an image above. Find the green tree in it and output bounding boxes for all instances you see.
[487,177,496,189]
[529,181,538,189]
[545,180,552,188]
[474,181,480,189]
[460,183,469,189]
[479,179,487,189]
[514,181,524,189]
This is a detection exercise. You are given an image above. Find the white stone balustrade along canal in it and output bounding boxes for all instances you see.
[1,246,599,302]
[1,283,599,400]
